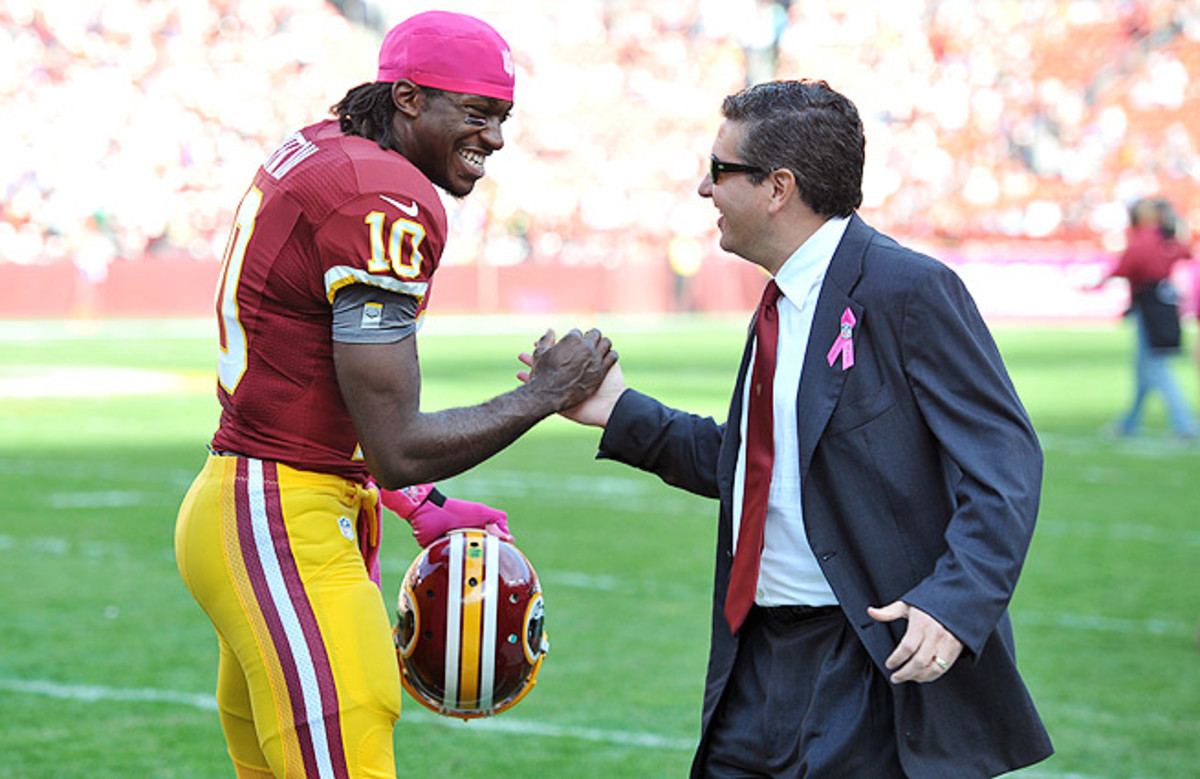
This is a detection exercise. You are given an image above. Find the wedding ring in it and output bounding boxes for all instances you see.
[933,655,950,671]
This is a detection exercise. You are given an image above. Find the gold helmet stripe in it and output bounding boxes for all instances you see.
[458,532,487,706]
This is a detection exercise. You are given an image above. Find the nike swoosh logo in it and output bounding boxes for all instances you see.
[381,195,419,217]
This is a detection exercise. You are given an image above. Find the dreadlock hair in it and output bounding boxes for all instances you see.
[331,82,400,151]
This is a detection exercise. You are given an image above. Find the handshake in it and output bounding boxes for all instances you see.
[374,327,629,548]
[376,482,512,548]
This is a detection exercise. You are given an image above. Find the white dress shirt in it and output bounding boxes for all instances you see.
[732,215,849,607]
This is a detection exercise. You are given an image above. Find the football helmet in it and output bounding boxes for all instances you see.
[394,529,548,719]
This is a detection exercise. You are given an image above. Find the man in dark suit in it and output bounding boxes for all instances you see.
[556,80,1053,777]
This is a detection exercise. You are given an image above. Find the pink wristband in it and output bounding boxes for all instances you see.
[379,483,435,520]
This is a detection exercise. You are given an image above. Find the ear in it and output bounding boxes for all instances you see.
[765,168,797,215]
[391,80,423,119]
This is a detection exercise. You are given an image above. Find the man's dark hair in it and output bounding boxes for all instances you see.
[1128,197,1179,240]
[721,79,865,218]
[1154,198,1178,240]
[331,82,450,152]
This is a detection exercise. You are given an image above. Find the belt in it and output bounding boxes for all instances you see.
[758,604,841,627]
[208,445,247,458]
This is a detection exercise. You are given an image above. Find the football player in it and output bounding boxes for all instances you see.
[174,11,616,779]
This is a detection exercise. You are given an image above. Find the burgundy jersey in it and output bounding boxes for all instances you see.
[210,119,448,481]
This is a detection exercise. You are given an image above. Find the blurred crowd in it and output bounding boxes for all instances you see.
[2,0,1199,280]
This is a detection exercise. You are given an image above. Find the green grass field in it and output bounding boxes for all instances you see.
[1,315,1198,779]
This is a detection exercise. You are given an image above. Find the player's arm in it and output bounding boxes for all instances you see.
[333,295,614,488]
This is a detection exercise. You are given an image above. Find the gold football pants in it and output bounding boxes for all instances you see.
[176,454,400,778]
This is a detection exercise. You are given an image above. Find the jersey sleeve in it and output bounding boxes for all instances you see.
[331,285,421,343]
[314,187,448,318]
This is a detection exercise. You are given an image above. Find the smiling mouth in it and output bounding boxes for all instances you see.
[459,149,486,176]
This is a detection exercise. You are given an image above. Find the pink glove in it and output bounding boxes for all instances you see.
[378,483,512,548]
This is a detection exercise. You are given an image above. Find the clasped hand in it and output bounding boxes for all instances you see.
[516,328,620,417]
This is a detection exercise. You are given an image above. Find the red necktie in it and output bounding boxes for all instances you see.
[725,279,781,635]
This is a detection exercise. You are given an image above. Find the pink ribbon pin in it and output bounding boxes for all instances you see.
[826,307,856,370]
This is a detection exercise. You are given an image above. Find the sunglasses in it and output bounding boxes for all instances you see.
[709,154,766,184]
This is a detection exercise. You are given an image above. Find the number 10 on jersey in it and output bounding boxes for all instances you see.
[216,186,262,394]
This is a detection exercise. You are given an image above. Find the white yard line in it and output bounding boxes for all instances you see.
[0,677,1154,777]
[0,366,190,399]
[1013,610,1194,638]
[0,676,692,751]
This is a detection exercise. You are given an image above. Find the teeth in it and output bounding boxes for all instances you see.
[460,151,485,168]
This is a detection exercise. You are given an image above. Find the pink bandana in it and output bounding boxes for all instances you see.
[377,11,515,102]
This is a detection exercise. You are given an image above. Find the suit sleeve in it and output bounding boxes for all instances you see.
[898,265,1044,657]
[597,389,724,499]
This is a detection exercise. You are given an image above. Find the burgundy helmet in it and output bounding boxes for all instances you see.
[394,529,548,719]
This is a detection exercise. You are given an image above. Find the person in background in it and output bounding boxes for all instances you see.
[174,11,615,779]
[547,79,1051,777]
[1184,207,1200,432]
[1101,197,1198,441]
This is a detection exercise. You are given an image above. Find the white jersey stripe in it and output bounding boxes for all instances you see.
[324,266,428,303]
[246,460,336,778]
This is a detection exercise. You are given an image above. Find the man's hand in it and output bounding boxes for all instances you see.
[518,328,617,413]
[518,349,626,428]
[867,600,963,684]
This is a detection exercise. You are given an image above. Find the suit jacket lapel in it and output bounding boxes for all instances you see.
[797,214,870,487]
[717,312,757,507]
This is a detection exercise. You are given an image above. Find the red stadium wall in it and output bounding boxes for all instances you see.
[0,254,770,319]
[3,244,1174,323]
